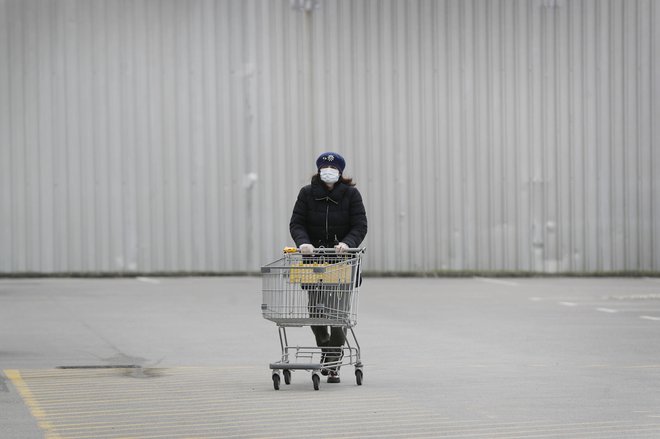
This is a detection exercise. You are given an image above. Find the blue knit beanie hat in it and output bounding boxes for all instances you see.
[316,152,346,173]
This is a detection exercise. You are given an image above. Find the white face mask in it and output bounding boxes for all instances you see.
[320,167,340,184]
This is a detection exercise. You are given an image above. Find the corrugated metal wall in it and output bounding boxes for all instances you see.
[1,0,659,274]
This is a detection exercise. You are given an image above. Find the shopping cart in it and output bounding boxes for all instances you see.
[261,247,365,390]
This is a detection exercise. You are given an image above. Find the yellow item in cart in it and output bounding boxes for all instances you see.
[288,261,353,285]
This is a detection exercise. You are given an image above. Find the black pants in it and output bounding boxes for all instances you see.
[307,286,348,369]
[311,325,345,368]
[303,254,360,370]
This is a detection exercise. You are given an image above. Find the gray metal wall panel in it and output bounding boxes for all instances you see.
[0,0,9,271]
[0,0,658,273]
[654,0,660,271]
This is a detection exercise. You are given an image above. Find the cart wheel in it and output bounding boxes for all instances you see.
[312,374,320,391]
[355,369,363,386]
[272,374,281,390]
[283,370,291,385]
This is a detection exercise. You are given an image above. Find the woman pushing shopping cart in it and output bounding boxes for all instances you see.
[261,152,367,390]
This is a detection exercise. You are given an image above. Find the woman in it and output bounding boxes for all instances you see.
[289,152,368,383]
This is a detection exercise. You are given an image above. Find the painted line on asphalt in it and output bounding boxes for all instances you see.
[640,315,660,321]
[36,409,447,430]
[13,367,660,439]
[607,293,660,300]
[559,301,578,307]
[494,425,660,439]
[9,366,456,439]
[475,277,520,287]
[643,277,660,283]
[45,412,457,434]
[39,399,403,419]
[4,370,62,439]
[624,364,660,369]
[596,308,618,313]
[136,277,160,284]
[54,419,649,439]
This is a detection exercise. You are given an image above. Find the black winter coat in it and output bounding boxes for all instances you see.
[290,179,368,249]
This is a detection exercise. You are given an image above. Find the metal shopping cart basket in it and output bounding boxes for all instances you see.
[261,247,365,390]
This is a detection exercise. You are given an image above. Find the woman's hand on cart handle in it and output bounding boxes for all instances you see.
[299,243,315,254]
[334,242,349,253]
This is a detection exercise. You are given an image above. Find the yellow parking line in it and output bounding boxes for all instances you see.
[4,369,62,439]
[41,398,403,419]
[46,409,449,430]
[11,366,658,439]
[30,391,400,408]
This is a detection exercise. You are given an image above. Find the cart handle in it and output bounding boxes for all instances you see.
[283,246,365,255]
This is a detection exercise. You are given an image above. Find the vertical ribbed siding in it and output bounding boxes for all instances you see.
[0,0,8,271]
[0,0,658,274]
[653,0,660,271]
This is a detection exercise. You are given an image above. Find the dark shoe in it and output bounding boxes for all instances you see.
[327,371,340,384]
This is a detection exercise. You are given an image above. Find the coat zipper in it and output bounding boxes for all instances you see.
[325,203,329,243]
[315,193,338,246]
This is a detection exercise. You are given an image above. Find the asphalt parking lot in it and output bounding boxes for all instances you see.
[1,276,660,438]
